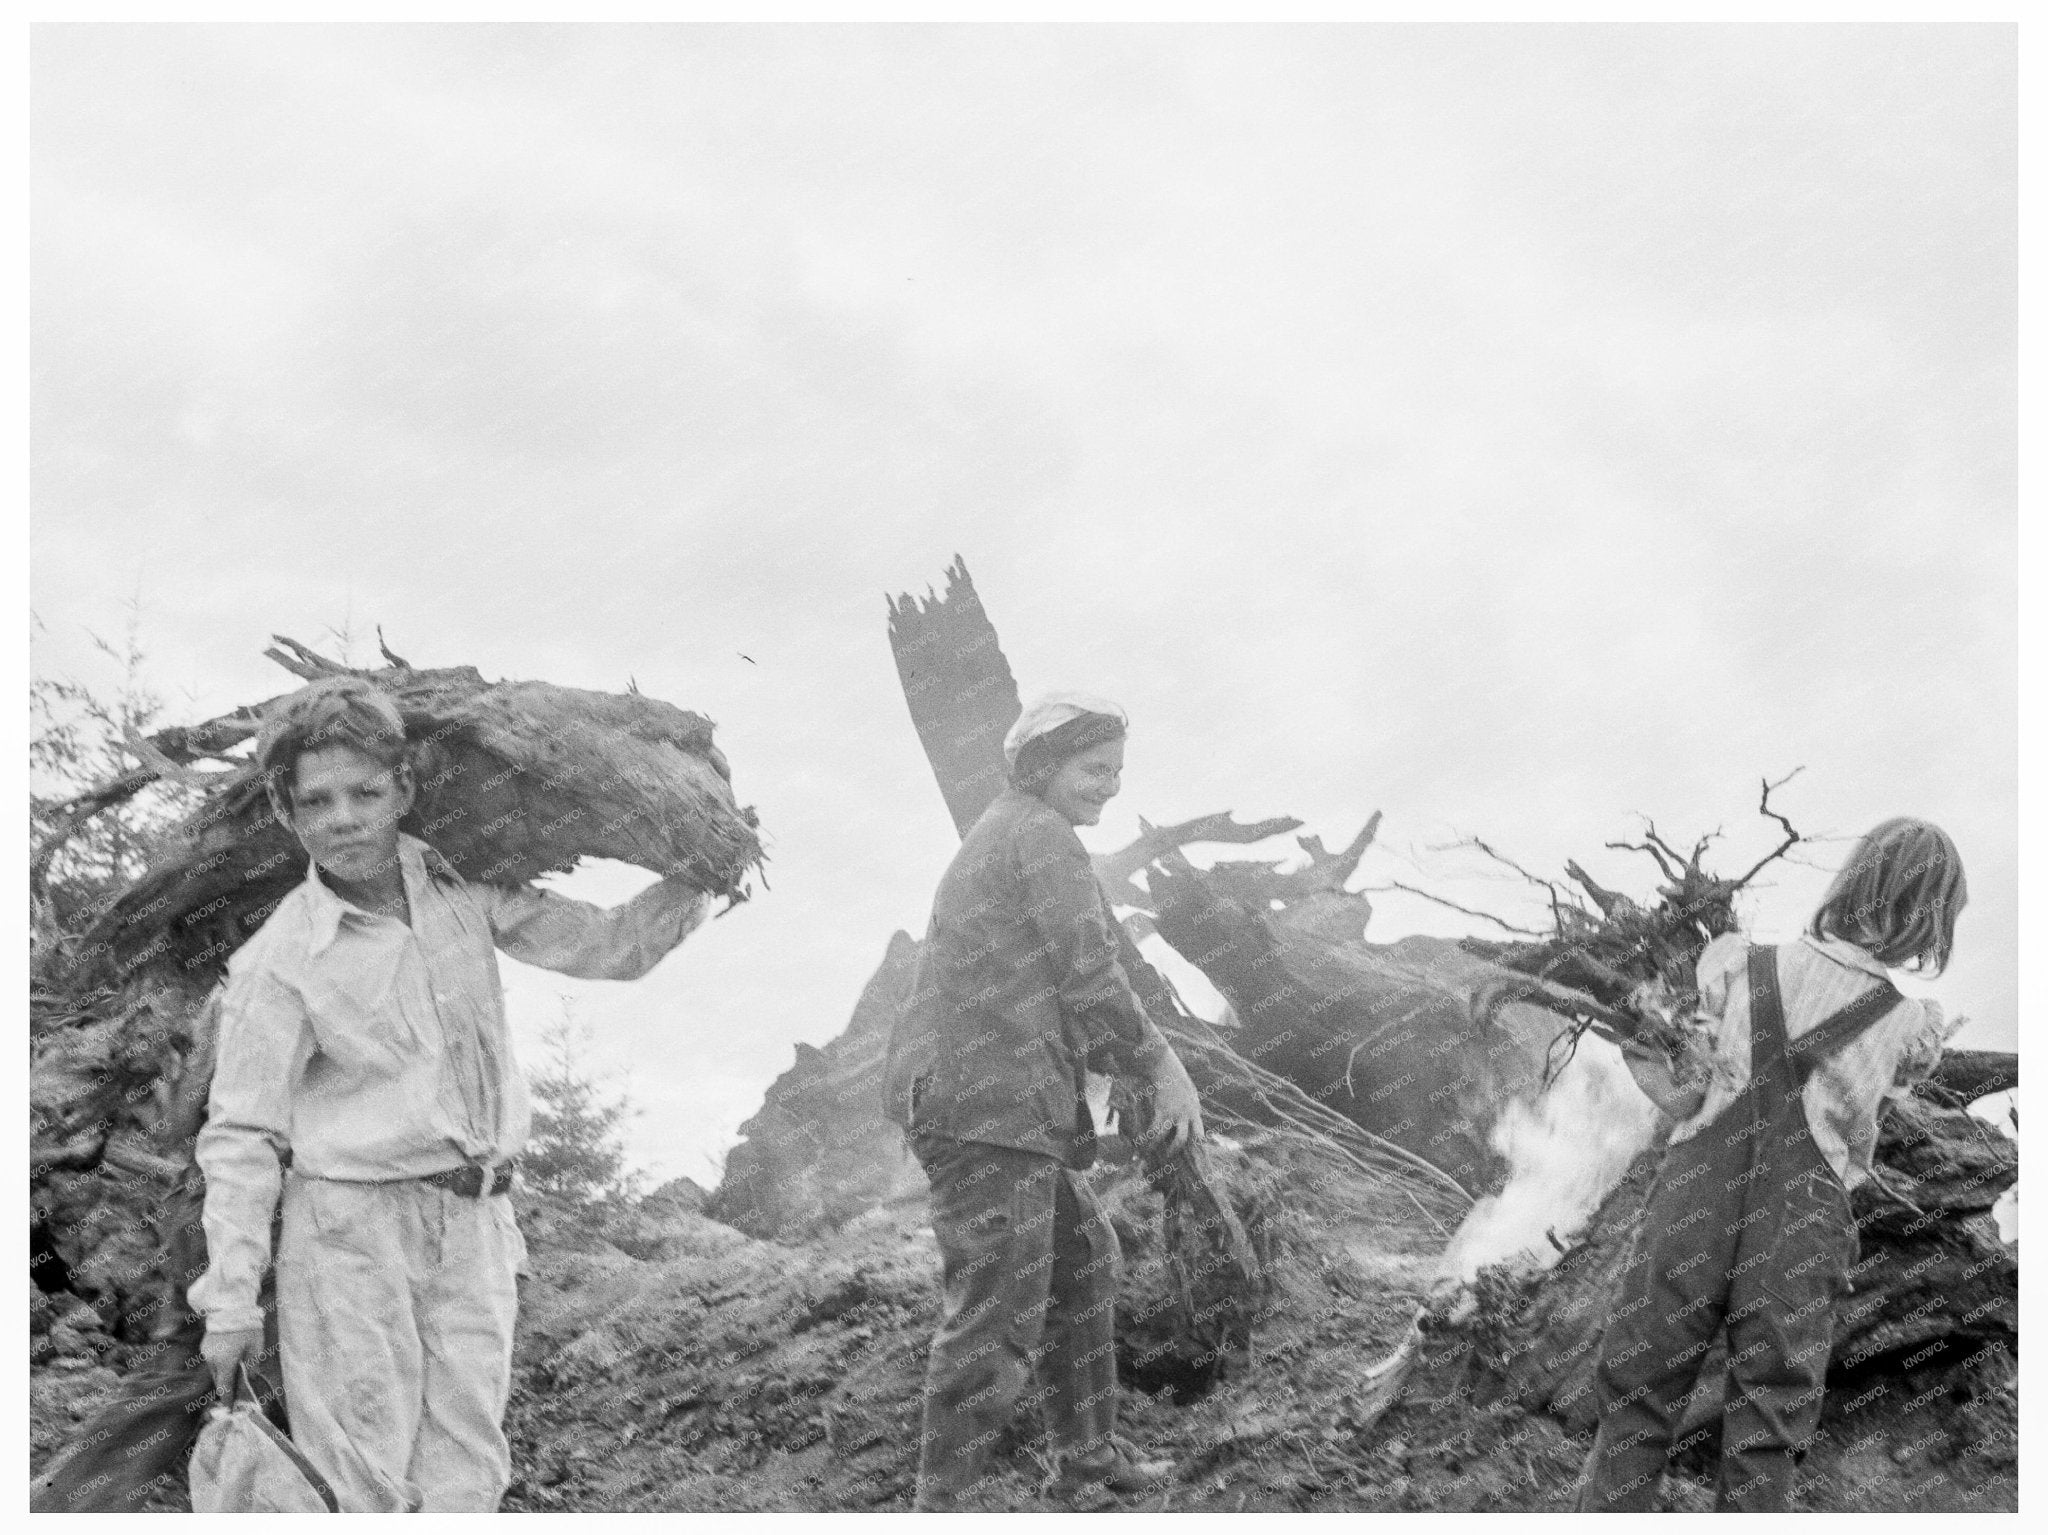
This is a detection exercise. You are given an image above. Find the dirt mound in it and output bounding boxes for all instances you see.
[494,1101,2014,1513]
[502,1133,1447,1513]
[503,1196,936,1510]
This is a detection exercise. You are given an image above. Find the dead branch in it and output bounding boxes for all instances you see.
[119,726,236,790]
[1921,1048,2019,1106]
[1183,815,1385,911]
[1362,881,1551,938]
[1562,860,1636,918]
[1453,835,1562,895]
[1732,767,1805,888]
[1288,812,1383,893]
[1444,835,1584,932]
[1602,819,1695,883]
[1094,811,1305,901]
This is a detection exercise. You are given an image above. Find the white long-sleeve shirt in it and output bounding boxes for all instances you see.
[190,833,707,1332]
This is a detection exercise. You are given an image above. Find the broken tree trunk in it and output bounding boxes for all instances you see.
[886,557,1022,839]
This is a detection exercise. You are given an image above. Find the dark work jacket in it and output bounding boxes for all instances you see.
[883,787,1172,1168]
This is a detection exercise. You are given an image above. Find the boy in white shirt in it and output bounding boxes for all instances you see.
[191,678,707,1510]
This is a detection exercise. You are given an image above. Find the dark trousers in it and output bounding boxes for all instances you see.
[1579,957,1857,1512]
[912,1136,1121,1502]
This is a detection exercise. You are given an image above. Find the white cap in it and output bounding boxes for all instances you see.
[1001,691,1129,768]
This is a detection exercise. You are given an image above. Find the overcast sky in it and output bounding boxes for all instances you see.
[31,24,2015,1185]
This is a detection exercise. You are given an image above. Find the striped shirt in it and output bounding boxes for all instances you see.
[1666,932,1957,1191]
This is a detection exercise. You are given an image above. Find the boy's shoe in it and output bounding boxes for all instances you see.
[1044,1436,1174,1507]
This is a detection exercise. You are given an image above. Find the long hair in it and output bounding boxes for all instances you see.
[1808,817,1967,973]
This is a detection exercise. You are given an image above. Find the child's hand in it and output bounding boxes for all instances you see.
[1620,1036,1709,1120]
[1142,1050,1205,1155]
[200,1325,265,1400]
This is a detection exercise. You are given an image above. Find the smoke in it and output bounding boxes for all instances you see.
[1437,1032,1663,1286]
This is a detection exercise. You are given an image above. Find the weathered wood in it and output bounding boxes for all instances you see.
[1092,811,1305,904]
[76,641,763,980]
[886,557,1022,838]
[1147,845,1567,1195]
[1922,1049,2018,1106]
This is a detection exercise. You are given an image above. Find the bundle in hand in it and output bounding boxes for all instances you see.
[72,637,765,982]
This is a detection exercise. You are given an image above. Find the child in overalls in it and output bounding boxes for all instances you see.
[1579,817,1968,1512]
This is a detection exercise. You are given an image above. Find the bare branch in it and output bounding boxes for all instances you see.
[1605,814,1709,883]
[1164,813,1385,911]
[31,699,266,894]
[1564,859,1634,917]
[120,726,236,790]
[1361,881,1551,938]
[1605,834,1684,883]
[263,635,352,681]
[1731,767,1806,888]
[1093,810,1306,898]
[1439,834,1573,922]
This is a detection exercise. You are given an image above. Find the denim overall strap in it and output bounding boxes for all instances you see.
[1785,978,1903,1087]
[1745,943,1794,1082]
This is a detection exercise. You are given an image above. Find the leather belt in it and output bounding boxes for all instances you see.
[421,1161,516,1199]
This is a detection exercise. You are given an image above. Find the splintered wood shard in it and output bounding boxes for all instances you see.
[886,556,1022,838]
